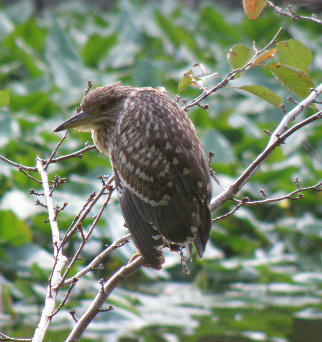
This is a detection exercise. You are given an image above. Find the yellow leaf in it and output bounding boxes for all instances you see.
[243,0,267,20]
[254,48,276,65]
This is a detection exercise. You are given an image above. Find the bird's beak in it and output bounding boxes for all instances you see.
[54,110,92,132]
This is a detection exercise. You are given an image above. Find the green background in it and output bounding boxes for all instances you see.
[0,0,321,341]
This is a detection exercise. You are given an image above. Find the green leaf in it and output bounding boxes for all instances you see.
[2,285,16,317]
[82,34,118,67]
[47,20,80,62]
[0,90,10,107]
[228,44,253,70]
[238,85,283,107]
[0,12,14,40]
[4,36,45,77]
[15,18,47,52]
[199,6,240,45]
[265,62,314,99]
[0,210,32,246]
[277,39,313,72]
[178,74,193,92]
[155,11,198,53]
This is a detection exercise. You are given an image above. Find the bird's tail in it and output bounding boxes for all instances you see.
[120,189,165,269]
[193,203,211,258]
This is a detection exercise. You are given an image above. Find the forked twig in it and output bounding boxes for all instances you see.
[267,1,322,25]
[63,234,131,285]
[183,28,283,111]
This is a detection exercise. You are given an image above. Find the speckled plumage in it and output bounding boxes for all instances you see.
[55,84,212,269]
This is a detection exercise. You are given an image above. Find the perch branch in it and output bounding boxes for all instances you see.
[63,234,131,286]
[32,158,67,342]
[65,256,144,342]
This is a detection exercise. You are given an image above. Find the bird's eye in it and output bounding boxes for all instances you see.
[99,104,108,111]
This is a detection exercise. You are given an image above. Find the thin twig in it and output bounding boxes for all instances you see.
[32,158,67,342]
[0,332,31,342]
[50,281,77,318]
[58,183,115,288]
[44,131,68,170]
[213,181,321,222]
[62,192,97,237]
[0,154,37,172]
[65,256,144,342]
[18,168,42,184]
[84,81,93,95]
[212,201,244,223]
[243,181,322,206]
[267,1,322,25]
[60,179,113,249]
[268,84,322,146]
[46,145,96,164]
[63,234,131,285]
[183,28,283,111]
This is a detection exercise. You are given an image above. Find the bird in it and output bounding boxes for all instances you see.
[54,83,212,270]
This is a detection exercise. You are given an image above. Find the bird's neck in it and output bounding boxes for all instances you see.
[91,125,115,156]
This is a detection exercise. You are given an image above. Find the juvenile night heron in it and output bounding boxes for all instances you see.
[54,84,212,269]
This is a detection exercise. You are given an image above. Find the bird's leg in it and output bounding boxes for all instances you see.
[128,252,162,269]
[128,252,143,264]
[179,246,191,275]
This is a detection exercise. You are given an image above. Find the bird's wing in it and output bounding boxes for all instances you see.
[111,89,212,264]
[118,178,165,269]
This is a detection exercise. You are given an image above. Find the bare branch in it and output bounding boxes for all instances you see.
[212,200,245,223]
[212,181,321,223]
[243,181,322,206]
[32,158,67,342]
[45,145,96,165]
[267,1,322,25]
[0,154,37,172]
[0,332,31,342]
[29,189,44,196]
[50,281,77,318]
[183,28,283,111]
[19,168,42,184]
[58,181,115,288]
[63,234,131,285]
[65,256,144,342]
[269,83,322,146]
[210,104,322,212]
[61,177,113,248]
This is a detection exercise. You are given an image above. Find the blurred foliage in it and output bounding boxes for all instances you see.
[0,0,321,341]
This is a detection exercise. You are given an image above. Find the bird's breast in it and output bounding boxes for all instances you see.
[91,127,115,157]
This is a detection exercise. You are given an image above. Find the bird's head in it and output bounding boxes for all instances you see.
[54,83,134,133]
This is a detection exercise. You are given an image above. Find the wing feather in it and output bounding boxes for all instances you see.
[111,88,212,264]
